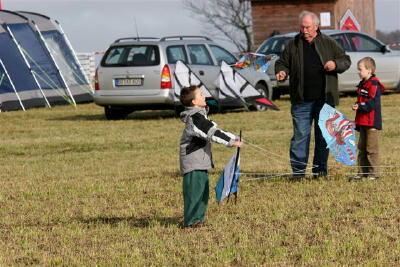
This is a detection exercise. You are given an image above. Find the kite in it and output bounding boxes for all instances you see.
[215,132,241,203]
[235,53,277,73]
[215,61,279,111]
[173,60,214,103]
[318,104,356,165]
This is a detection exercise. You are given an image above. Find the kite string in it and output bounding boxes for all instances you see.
[240,138,400,178]
[239,142,314,177]
[242,138,400,169]
[242,138,319,175]
[243,142,316,175]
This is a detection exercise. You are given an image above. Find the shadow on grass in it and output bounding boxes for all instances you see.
[78,215,182,228]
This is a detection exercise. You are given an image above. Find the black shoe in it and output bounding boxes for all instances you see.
[312,172,327,179]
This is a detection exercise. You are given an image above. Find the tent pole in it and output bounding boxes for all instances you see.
[3,24,51,108]
[55,21,93,92]
[0,59,26,111]
[32,21,76,107]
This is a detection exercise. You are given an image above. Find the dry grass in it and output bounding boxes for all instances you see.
[0,94,399,265]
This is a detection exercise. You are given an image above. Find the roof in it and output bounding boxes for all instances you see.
[109,35,215,47]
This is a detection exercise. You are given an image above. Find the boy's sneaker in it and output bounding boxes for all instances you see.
[368,177,379,181]
[348,176,363,182]
[186,222,206,229]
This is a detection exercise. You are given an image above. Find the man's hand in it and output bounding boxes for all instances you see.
[324,60,336,72]
[276,71,287,81]
[352,104,359,111]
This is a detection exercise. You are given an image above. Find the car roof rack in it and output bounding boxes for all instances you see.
[159,35,212,41]
[113,37,159,43]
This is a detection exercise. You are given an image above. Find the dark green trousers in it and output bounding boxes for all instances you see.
[183,170,209,227]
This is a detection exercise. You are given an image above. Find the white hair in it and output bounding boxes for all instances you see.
[299,11,320,26]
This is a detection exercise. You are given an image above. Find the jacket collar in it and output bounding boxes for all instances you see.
[295,29,322,44]
[357,74,377,88]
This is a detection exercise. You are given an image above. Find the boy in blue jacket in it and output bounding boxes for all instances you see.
[179,86,242,228]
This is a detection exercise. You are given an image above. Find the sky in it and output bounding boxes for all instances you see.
[2,0,400,53]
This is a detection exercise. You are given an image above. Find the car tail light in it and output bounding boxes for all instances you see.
[161,64,172,89]
[94,68,100,90]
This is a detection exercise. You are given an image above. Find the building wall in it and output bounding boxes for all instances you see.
[334,0,375,37]
[251,0,375,48]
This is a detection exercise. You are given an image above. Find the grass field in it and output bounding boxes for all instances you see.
[0,94,399,265]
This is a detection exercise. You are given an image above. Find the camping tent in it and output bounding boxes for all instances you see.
[0,10,92,111]
[19,11,93,101]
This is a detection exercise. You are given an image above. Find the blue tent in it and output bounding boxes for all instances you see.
[0,10,92,111]
[18,11,93,103]
[0,21,48,110]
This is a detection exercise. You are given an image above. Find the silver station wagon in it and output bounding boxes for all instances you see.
[256,30,400,98]
[94,36,274,119]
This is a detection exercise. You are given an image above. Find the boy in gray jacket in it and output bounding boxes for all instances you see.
[179,86,242,228]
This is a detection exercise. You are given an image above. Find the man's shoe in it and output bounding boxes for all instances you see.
[348,176,363,182]
[312,172,327,179]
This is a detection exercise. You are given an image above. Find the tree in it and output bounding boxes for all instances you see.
[377,30,400,50]
[183,0,253,53]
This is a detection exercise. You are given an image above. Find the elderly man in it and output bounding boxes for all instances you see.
[275,11,351,178]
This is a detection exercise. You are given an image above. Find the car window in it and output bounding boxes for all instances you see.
[346,33,381,52]
[330,34,352,52]
[166,45,188,64]
[102,45,160,66]
[209,45,237,65]
[187,44,213,65]
[257,37,289,56]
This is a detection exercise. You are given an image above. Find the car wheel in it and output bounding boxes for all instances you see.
[251,83,269,111]
[104,106,130,120]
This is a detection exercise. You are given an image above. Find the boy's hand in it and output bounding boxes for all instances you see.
[352,104,359,111]
[233,141,243,148]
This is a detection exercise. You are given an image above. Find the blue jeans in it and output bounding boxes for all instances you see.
[290,101,329,177]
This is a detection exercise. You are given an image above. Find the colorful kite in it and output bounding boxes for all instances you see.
[235,53,277,73]
[318,104,357,165]
[215,61,279,111]
[215,132,241,203]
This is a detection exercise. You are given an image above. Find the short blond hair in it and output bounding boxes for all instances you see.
[358,57,376,74]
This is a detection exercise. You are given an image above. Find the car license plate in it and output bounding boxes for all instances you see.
[115,78,143,86]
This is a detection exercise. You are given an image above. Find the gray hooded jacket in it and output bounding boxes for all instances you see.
[179,107,237,175]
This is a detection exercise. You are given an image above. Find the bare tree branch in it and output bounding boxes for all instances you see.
[183,0,253,53]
